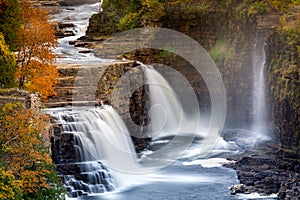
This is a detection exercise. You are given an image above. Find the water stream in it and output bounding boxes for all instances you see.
[51,1,109,63]
[48,105,240,199]
[48,2,276,200]
[251,30,270,140]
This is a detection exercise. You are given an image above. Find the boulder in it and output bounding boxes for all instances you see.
[58,0,99,6]
[230,184,246,195]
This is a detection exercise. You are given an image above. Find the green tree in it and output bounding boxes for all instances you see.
[0,33,16,88]
[0,0,21,51]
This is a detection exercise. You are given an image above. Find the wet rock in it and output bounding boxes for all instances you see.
[55,30,75,38]
[223,135,300,199]
[63,16,76,21]
[74,42,90,47]
[77,35,91,41]
[58,22,75,29]
[230,184,246,195]
[131,136,151,153]
[58,0,99,6]
[78,50,93,54]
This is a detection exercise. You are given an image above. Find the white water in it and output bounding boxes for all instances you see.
[141,64,239,159]
[47,2,276,199]
[142,65,189,137]
[252,30,270,140]
[49,105,144,197]
[51,1,112,63]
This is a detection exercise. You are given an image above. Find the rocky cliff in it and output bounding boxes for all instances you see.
[266,18,300,156]
[88,1,300,199]
[46,61,150,151]
[89,1,274,129]
[87,0,299,155]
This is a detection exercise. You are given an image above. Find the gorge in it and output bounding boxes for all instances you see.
[39,0,300,199]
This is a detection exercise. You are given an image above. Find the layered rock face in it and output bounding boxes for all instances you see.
[266,30,300,156]
[87,1,299,156]
[85,3,300,198]
[46,61,150,150]
[47,61,150,197]
[89,3,266,129]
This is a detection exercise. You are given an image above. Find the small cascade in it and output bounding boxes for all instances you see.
[51,2,106,62]
[141,65,186,137]
[62,162,115,198]
[48,105,139,198]
[140,64,206,139]
[140,65,236,160]
[252,30,269,139]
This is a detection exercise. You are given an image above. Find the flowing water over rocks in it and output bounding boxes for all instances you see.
[45,1,295,199]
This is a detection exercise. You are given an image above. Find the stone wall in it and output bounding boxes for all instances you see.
[0,88,42,112]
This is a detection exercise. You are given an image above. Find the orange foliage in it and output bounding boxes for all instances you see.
[16,0,59,101]
[0,103,53,194]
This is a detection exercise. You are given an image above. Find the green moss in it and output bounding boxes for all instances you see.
[249,1,269,15]
[209,40,224,61]
[209,39,235,62]
[118,12,141,31]
[267,17,300,152]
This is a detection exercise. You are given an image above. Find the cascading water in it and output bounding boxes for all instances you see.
[141,65,188,137]
[252,30,270,140]
[48,105,140,197]
[51,1,109,63]
[46,2,251,199]
[140,64,238,160]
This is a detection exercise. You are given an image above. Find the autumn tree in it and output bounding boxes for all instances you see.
[0,0,20,51]
[0,33,16,88]
[0,103,65,199]
[16,0,59,100]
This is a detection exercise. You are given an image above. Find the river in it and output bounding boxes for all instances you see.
[49,2,277,200]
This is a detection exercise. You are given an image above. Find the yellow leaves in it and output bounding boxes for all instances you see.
[15,0,59,101]
[0,103,55,197]
[20,170,50,193]
[0,168,21,200]
[143,0,160,13]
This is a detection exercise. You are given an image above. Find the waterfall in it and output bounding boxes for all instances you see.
[140,64,212,138]
[141,64,237,159]
[252,30,269,139]
[141,65,187,137]
[48,105,140,198]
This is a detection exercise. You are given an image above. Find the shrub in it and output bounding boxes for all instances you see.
[0,0,21,51]
[118,12,141,31]
[0,168,22,200]
[0,33,16,88]
[249,1,270,14]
